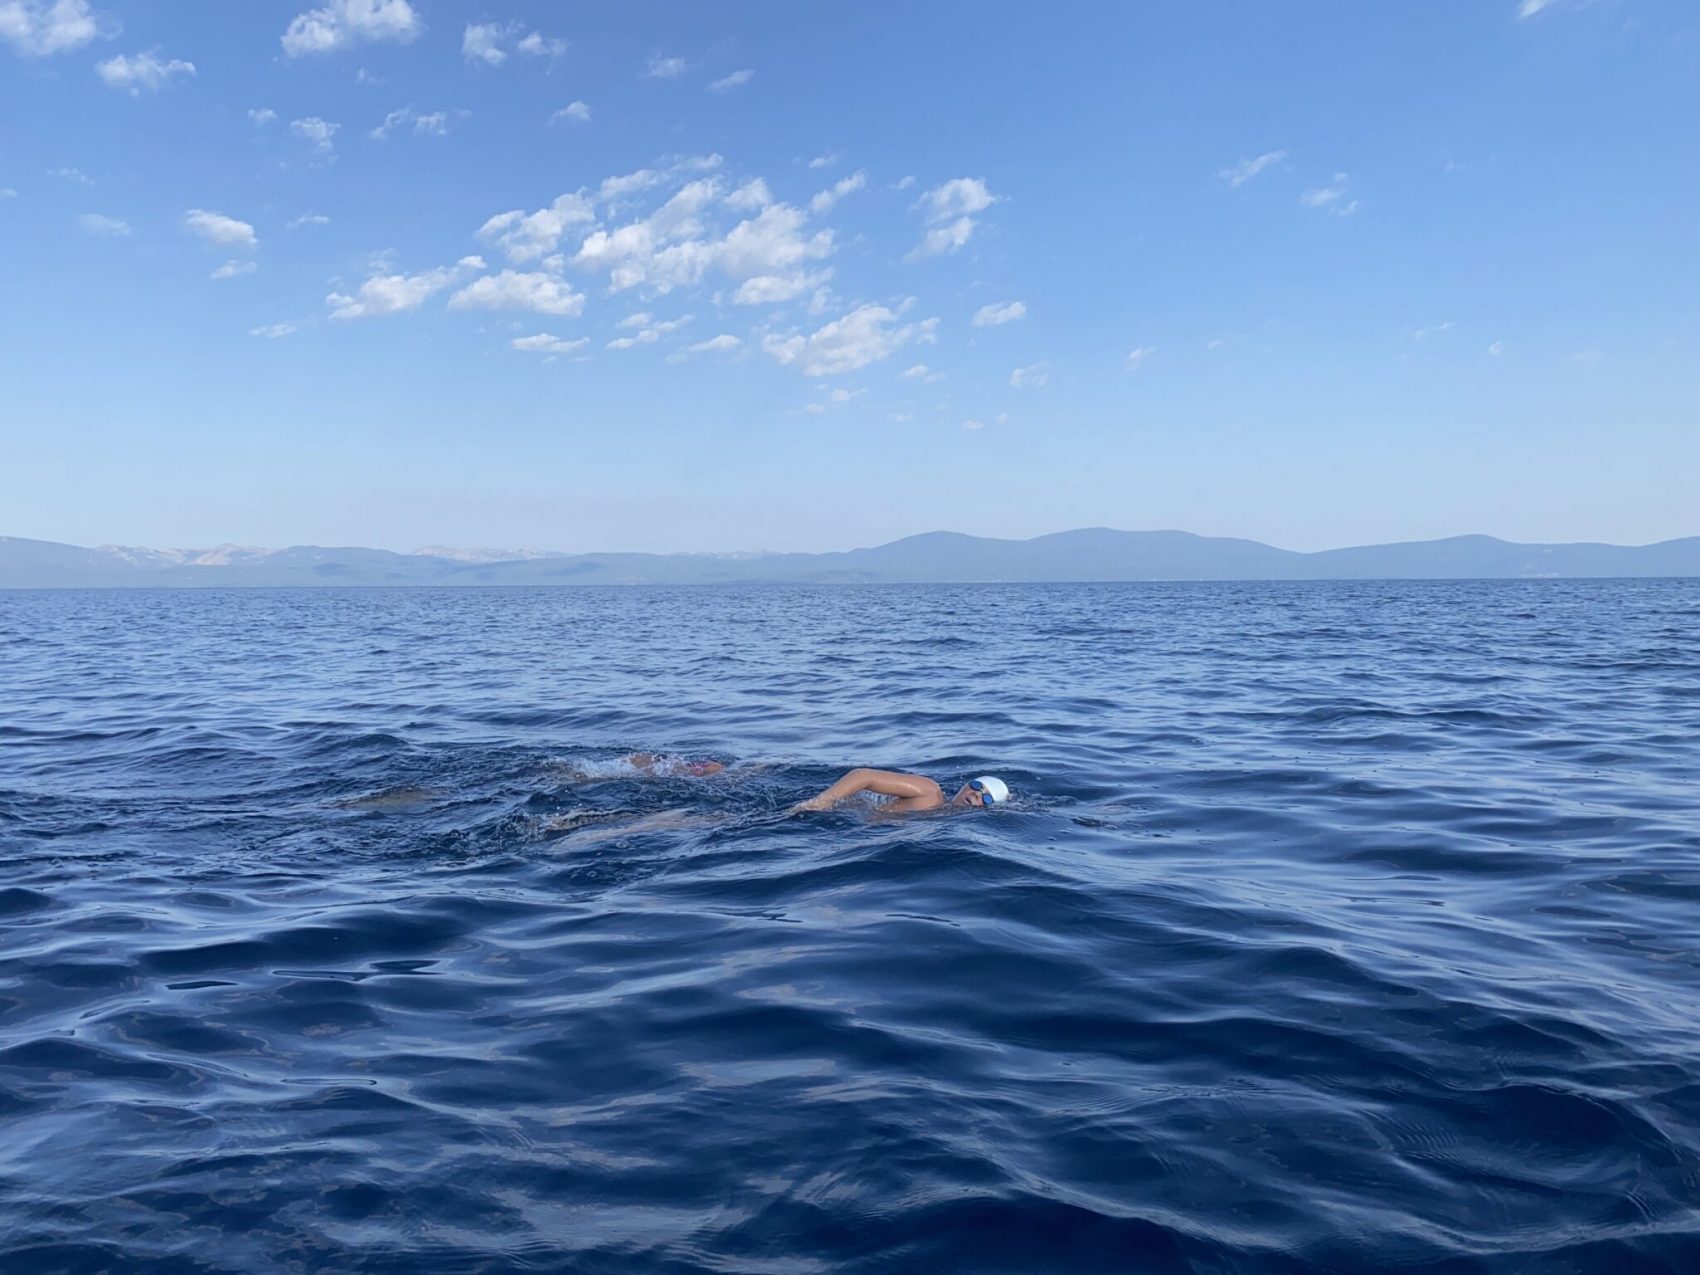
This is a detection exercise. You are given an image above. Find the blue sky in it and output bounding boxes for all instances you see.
[2,0,1696,554]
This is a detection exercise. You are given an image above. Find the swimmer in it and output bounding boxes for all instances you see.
[791,769,1010,814]
[623,752,726,777]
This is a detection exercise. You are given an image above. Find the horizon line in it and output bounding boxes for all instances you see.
[5,526,1700,561]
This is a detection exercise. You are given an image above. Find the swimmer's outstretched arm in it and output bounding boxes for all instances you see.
[792,768,942,812]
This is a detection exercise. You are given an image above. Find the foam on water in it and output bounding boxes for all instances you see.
[1,581,1698,1273]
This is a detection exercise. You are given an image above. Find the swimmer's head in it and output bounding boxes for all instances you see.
[952,775,1010,809]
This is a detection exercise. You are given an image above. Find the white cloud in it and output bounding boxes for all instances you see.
[607,314,692,348]
[290,116,340,153]
[1206,338,1225,351]
[1411,321,1454,341]
[1517,0,1559,16]
[907,176,998,260]
[183,208,257,250]
[289,212,330,228]
[708,68,753,93]
[517,31,567,59]
[617,311,654,330]
[972,300,1025,327]
[809,170,865,215]
[807,153,837,170]
[49,166,93,185]
[512,332,587,355]
[576,187,834,299]
[249,107,277,127]
[724,178,771,212]
[250,321,298,338]
[448,269,585,316]
[282,0,419,57]
[211,259,257,279]
[892,175,915,191]
[1125,346,1154,371]
[96,48,194,94]
[592,156,720,207]
[1218,150,1287,187]
[371,106,455,140]
[645,53,685,79]
[1010,362,1049,387]
[477,192,596,263]
[550,100,590,125]
[900,363,929,380]
[733,268,831,306]
[763,303,935,377]
[1487,340,1504,356]
[77,212,128,237]
[326,255,483,321]
[1300,173,1360,216]
[0,0,111,57]
[1,187,17,197]
[688,333,740,353]
[962,418,985,431]
[462,21,507,65]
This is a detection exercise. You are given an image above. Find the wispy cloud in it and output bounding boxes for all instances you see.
[549,100,590,125]
[645,53,685,79]
[512,333,588,356]
[809,171,865,215]
[462,21,507,65]
[77,212,129,237]
[290,116,340,154]
[184,208,257,250]
[288,212,330,229]
[1010,362,1049,387]
[764,303,938,377]
[370,106,457,141]
[1218,150,1288,188]
[326,256,484,321]
[516,31,566,59]
[708,68,753,93]
[95,49,194,94]
[449,269,585,317]
[211,259,257,280]
[282,0,420,57]
[250,321,298,338]
[1301,173,1360,216]
[50,166,94,185]
[1125,346,1154,371]
[688,333,741,354]
[972,300,1026,327]
[906,176,998,261]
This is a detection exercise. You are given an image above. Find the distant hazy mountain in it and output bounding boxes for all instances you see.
[2,529,1697,588]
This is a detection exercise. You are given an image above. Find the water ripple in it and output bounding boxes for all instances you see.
[1,581,1698,1272]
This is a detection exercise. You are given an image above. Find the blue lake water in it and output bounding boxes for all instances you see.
[2,581,1698,1273]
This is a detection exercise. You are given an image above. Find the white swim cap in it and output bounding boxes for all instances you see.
[973,775,1010,804]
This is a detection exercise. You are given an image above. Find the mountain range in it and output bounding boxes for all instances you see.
[2,530,1697,588]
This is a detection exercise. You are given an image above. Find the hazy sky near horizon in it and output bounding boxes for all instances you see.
[2,0,1696,555]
